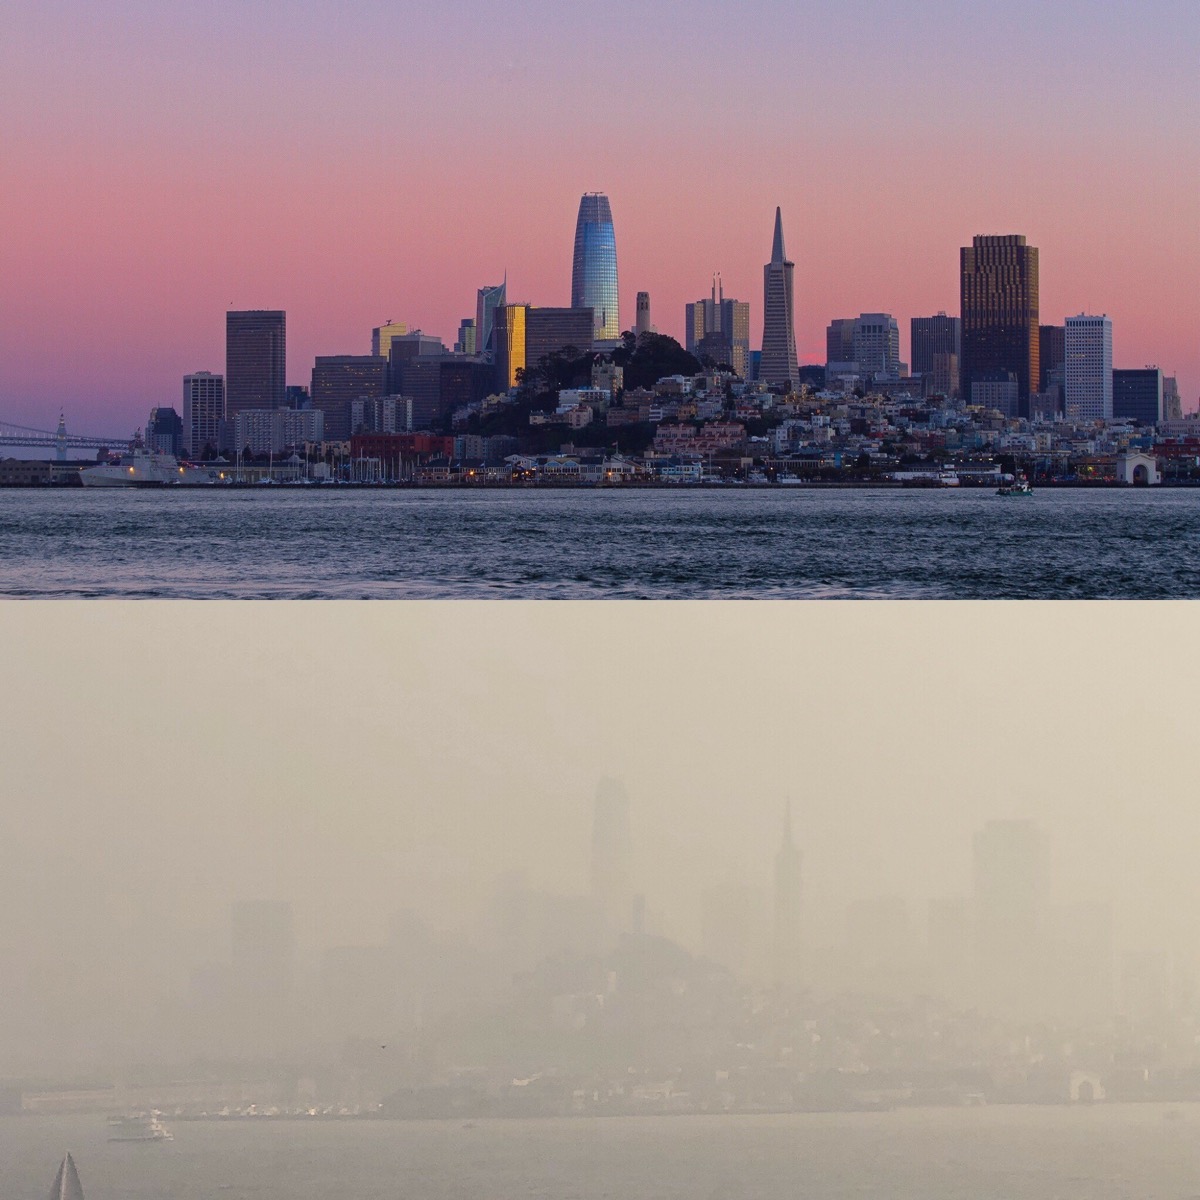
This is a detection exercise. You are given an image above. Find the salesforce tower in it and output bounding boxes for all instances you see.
[571,193,619,343]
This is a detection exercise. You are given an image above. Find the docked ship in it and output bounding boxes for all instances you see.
[106,1113,173,1142]
[80,450,226,487]
[81,449,178,487]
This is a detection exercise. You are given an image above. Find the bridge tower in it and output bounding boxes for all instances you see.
[55,411,67,462]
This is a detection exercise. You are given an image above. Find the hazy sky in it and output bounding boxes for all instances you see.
[2,601,1198,1012]
[1,1,1197,433]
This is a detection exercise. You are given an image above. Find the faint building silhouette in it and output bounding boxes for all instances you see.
[972,819,1050,1020]
[772,802,802,992]
[591,777,634,947]
[701,881,754,977]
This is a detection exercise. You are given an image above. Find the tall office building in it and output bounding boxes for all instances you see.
[386,331,447,394]
[395,357,492,431]
[960,236,1039,416]
[1038,324,1065,391]
[571,193,619,343]
[371,322,408,359]
[685,276,751,377]
[825,318,856,367]
[851,314,901,379]
[455,319,477,355]
[226,311,286,418]
[182,371,225,456]
[591,777,633,947]
[146,407,183,456]
[911,313,961,396]
[973,819,1050,1020]
[1113,367,1163,425]
[760,208,799,389]
[528,307,595,368]
[476,280,506,359]
[495,304,594,391]
[494,303,527,390]
[311,355,388,441]
[1064,314,1113,420]
[772,802,802,992]
[635,291,651,337]
[1164,376,1182,421]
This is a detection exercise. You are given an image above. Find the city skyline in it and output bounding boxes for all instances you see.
[2,1,1196,431]
[3,601,1200,1063]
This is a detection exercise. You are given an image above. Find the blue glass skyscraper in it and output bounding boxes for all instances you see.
[571,193,619,343]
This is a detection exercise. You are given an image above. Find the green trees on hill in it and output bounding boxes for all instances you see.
[612,332,702,390]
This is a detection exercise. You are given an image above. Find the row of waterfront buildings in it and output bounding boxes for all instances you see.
[134,197,1181,464]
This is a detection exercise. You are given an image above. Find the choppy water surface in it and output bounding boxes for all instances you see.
[0,488,1197,598]
[6,1106,1200,1200]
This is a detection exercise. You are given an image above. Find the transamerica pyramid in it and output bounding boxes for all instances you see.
[760,207,800,390]
[49,1154,84,1200]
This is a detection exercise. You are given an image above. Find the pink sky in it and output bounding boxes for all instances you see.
[1,0,1197,434]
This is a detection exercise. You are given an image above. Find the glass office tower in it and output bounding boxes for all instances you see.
[571,193,619,343]
[226,310,286,417]
[960,235,1039,417]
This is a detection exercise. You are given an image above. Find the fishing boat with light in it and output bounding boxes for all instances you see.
[996,474,1033,496]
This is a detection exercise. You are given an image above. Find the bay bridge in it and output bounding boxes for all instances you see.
[0,414,133,460]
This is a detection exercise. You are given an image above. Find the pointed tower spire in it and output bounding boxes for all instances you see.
[773,798,802,993]
[761,207,799,389]
[771,206,787,264]
[50,1154,84,1200]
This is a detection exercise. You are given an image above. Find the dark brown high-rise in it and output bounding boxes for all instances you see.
[311,356,387,441]
[1038,324,1065,392]
[959,236,1039,417]
[226,310,286,418]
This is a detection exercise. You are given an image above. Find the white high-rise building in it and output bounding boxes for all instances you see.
[1064,314,1113,420]
[182,371,225,456]
[852,313,902,379]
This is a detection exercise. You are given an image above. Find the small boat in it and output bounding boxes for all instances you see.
[997,474,1033,496]
[49,1153,84,1200]
[106,1113,173,1142]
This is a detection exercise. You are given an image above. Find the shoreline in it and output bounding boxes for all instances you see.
[0,480,1191,493]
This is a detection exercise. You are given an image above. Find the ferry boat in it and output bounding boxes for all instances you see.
[106,1113,173,1142]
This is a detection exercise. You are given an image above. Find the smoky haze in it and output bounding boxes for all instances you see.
[0,603,1196,1108]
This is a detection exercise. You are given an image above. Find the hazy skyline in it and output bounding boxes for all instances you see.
[2,601,1200,1072]
[2,0,1197,432]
